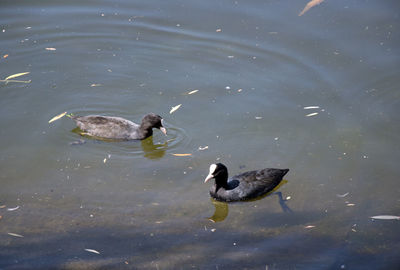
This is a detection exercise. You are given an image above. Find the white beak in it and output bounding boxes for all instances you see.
[204,173,214,183]
[204,164,217,183]
[160,119,167,135]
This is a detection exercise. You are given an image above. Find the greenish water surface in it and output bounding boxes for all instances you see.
[0,0,399,269]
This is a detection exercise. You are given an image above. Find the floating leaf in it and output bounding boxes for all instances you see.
[69,139,86,146]
[169,104,182,114]
[304,106,320,110]
[8,232,24,238]
[370,215,400,220]
[306,112,319,117]
[49,112,67,123]
[4,72,30,81]
[187,89,199,95]
[3,54,9,59]
[337,192,349,198]
[299,0,325,16]
[7,206,20,211]
[84,249,100,254]
[172,153,192,157]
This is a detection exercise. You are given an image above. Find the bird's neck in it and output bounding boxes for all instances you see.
[138,123,153,139]
[215,171,229,192]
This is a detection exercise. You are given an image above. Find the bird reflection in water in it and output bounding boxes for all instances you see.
[208,180,292,223]
[141,137,168,159]
[71,128,168,159]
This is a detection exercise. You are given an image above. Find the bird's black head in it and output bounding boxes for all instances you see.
[141,113,167,135]
[204,163,228,184]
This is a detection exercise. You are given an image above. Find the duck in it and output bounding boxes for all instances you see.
[204,163,289,202]
[70,113,166,140]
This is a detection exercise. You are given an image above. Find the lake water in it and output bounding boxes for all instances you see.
[1,0,399,269]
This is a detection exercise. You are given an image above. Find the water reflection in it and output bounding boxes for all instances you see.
[208,200,229,223]
[71,128,167,159]
[208,181,292,222]
[141,137,167,160]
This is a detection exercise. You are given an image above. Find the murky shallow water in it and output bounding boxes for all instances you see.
[1,0,400,269]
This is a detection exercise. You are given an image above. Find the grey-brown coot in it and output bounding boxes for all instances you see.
[71,113,166,140]
[204,163,289,202]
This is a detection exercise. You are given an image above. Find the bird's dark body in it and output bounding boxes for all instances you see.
[71,113,164,140]
[206,164,289,202]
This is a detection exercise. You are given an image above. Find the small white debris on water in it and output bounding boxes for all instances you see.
[306,112,319,117]
[170,104,182,114]
[225,86,231,90]
[85,249,100,254]
[7,206,20,211]
[187,89,198,95]
[255,116,263,120]
[286,196,291,200]
[304,106,320,110]
[370,215,400,220]
[8,233,24,238]
[336,192,349,198]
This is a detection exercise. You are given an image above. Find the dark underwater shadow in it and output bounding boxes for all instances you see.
[1,220,397,270]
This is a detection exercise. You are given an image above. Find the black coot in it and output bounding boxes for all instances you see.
[204,163,289,202]
[71,113,166,140]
